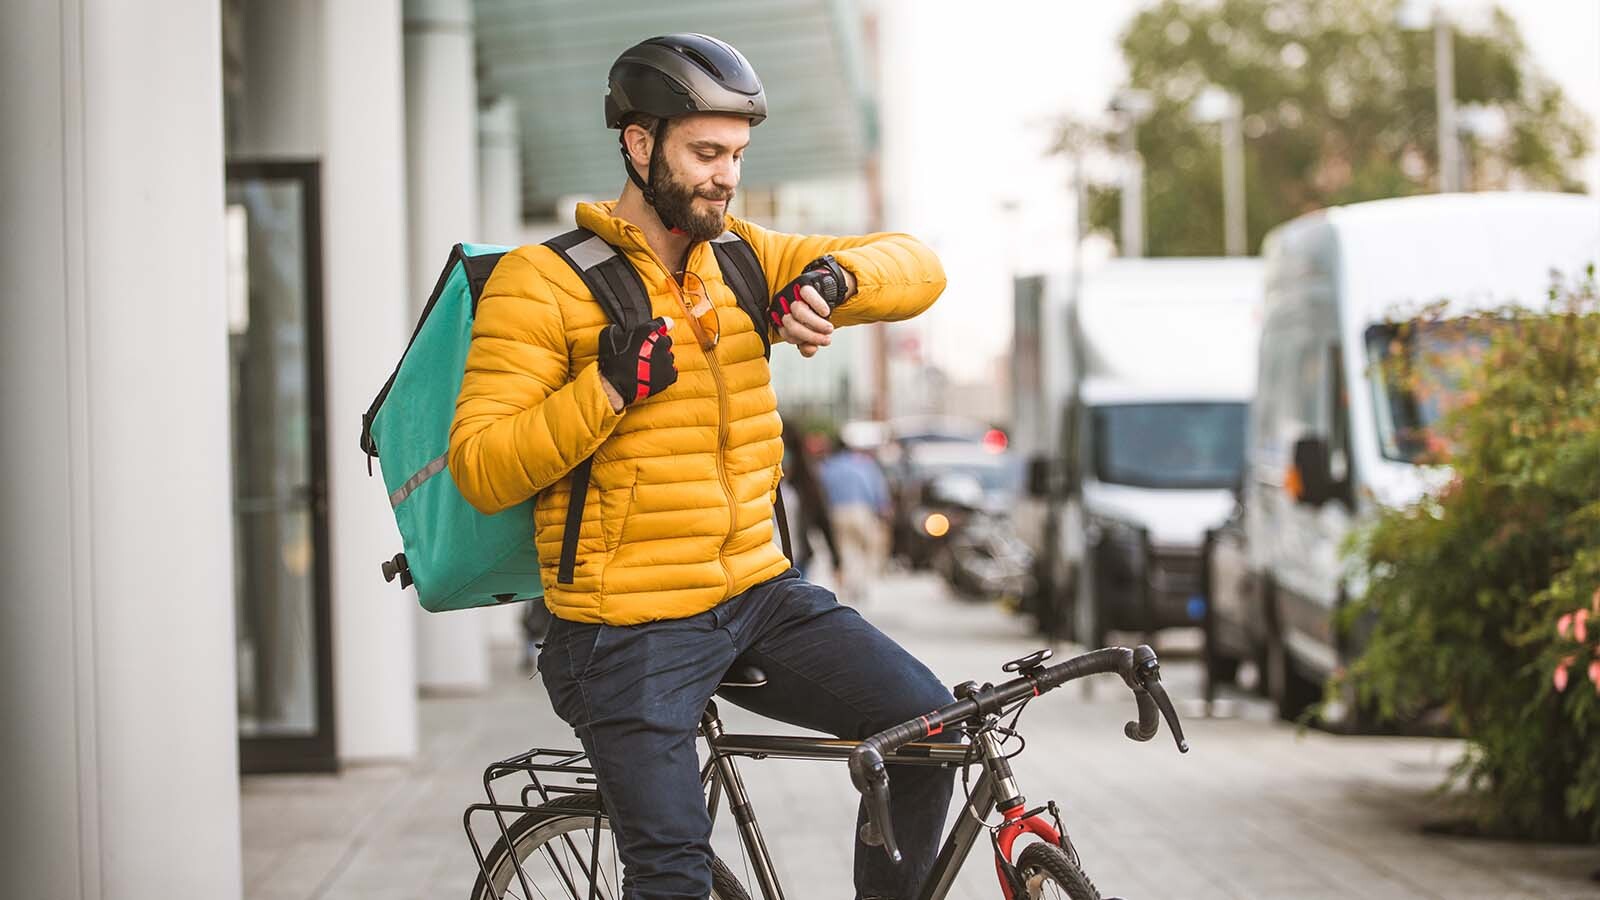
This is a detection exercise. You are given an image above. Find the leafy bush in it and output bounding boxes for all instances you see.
[1340,265,1600,842]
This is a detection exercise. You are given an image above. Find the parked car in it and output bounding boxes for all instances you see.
[889,440,1021,572]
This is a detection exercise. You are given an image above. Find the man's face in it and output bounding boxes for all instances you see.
[647,114,749,242]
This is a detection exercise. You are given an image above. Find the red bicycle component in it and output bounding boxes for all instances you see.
[994,803,1065,899]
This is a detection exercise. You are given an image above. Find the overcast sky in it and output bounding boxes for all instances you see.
[872,0,1600,382]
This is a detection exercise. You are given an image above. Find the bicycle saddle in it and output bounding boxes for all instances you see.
[719,662,768,689]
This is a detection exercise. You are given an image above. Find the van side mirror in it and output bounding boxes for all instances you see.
[1288,435,1337,507]
[1027,455,1053,498]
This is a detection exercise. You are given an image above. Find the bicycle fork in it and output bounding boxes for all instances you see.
[974,728,1070,900]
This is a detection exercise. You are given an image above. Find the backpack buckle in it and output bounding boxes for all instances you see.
[381,553,414,589]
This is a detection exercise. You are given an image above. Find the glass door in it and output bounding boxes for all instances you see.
[226,161,336,773]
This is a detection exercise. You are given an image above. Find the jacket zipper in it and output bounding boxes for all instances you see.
[637,242,739,596]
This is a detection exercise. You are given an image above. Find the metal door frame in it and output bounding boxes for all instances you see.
[227,159,337,774]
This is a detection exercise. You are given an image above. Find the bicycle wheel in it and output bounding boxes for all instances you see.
[470,793,752,900]
[1014,842,1101,900]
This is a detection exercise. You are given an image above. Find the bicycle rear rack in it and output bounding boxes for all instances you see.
[463,745,602,898]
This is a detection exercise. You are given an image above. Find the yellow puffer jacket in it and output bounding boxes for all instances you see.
[448,201,945,625]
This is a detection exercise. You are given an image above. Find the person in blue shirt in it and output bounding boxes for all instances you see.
[818,435,891,604]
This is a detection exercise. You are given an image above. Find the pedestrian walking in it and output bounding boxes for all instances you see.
[820,434,892,605]
[780,417,841,581]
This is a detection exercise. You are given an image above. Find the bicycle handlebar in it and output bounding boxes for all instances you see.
[848,644,1188,864]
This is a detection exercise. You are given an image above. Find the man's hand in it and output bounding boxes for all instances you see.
[598,316,676,412]
[770,256,855,358]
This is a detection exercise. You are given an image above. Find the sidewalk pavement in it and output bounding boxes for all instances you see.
[242,572,1600,899]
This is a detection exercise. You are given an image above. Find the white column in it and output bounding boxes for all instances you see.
[405,0,491,691]
[324,0,424,756]
[1,1,242,897]
[238,0,420,762]
[479,95,525,246]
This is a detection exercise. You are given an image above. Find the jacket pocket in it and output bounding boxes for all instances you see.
[598,463,638,557]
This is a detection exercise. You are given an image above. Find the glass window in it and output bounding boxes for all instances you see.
[1091,403,1248,489]
[1364,321,1496,463]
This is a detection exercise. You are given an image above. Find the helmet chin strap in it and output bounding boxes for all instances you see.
[620,121,686,235]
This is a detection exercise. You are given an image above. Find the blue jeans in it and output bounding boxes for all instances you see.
[538,570,958,899]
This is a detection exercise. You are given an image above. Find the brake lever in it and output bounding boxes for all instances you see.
[1143,676,1190,754]
[857,757,902,864]
[1124,645,1189,753]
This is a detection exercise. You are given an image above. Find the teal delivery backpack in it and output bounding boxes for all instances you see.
[359,243,543,613]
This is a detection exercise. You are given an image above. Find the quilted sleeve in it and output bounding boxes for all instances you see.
[729,219,947,329]
[448,249,624,514]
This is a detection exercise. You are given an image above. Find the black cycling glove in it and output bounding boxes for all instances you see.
[598,316,677,407]
[768,254,850,331]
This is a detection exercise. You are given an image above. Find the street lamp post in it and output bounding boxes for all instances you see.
[1399,1,1461,193]
[1193,86,1247,257]
[1109,89,1153,257]
[1431,8,1461,192]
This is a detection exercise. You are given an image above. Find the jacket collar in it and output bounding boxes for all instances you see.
[574,200,729,278]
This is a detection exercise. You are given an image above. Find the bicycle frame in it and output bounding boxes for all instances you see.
[700,700,1064,900]
[464,704,1085,900]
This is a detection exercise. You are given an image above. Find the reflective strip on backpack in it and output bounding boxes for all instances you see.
[390,453,449,507]
[565,235,617,271]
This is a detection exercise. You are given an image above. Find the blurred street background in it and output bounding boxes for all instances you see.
[4,0,1599,897]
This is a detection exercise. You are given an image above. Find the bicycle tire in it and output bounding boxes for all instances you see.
[469,792,751,900]
[1014,842,1101,900]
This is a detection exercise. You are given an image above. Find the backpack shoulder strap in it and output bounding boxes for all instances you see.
[543,228,652,329]
[710,230,772,360]
[540,228,653,585]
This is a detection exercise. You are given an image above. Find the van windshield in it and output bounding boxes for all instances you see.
[1091,403,1247,489]
[1364,321,1497,463]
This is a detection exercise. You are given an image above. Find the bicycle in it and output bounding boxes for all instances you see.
[464,643,1189,899]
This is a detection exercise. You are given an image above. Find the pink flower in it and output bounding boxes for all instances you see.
[1559,612,1574,639]
[1578,609,1590,643]
[1590,659,1600,694]
[1554,657,1572,692]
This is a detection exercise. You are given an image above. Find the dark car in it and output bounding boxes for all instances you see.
[888,440,1021,570]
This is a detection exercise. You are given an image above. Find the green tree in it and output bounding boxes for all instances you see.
[1074,0,1593,256]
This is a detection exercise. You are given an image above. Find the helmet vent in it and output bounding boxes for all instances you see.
[675,46,723,80]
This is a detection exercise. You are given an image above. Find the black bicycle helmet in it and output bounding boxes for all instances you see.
[605,34,767,230]
[605,33,767,129]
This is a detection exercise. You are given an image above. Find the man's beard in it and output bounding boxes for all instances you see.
[650,157,732,242]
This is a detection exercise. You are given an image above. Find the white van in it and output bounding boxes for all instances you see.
[1246,192,1600,719]
[1016,258,1263,646]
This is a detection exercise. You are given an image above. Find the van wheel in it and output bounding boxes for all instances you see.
[1074,571,1106,651]
[1202,620,1241,690]
[1264,588,1321,722]
[1028,565,1061,637]
[1031,561,1075,642]
[1200,568,1240,691]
